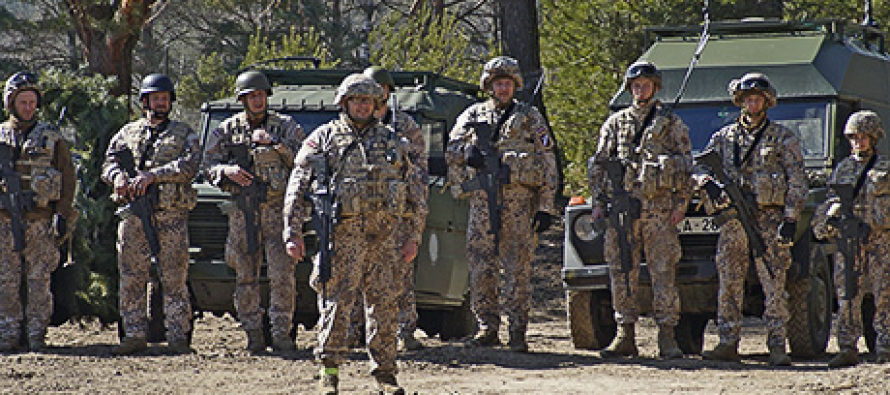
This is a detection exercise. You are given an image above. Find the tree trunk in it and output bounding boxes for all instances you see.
[496,0,542,102]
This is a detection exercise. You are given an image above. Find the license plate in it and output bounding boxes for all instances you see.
[676,216,720,234]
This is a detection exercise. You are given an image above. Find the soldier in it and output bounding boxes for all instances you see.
[102,73,199,354]
[203,70,305,353]
[587,61,692,359]
[812,110,890,367]
[445,56,557,352]
[363,65,428,351]
[696,73,807,366]
[283,74,422,395]
[0,71,77,351]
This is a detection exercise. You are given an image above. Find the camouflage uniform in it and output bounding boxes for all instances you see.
[446,97,558,340]
[203,111,304,342]
[587,100,692,329]
[283,108,424,377]
[0,72,77,351]
[698,118,807,349]
[102,118,200,345]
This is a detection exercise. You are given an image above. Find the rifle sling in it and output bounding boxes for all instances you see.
[632,105,658,146]
[853,154,877,199]
[491,102,516,144]
[138,120,169,171]
[733,119,770,169]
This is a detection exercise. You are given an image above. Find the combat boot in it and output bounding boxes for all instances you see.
[28,331,47,351]
[246,329,265,353]
[702,341,741,362]
[465,328,499,347]
[398,332,424,351]
[508,330,529,353]
[600,324,638,357]
[828,346,859,367]
[374,373,405,395]
[168,340,194,354]
[768,345,791,366]
[0,338,18,353]
[657,325,683,359]
[876,346,890,363]
[318,366,339,395]
[272,333,296,352]
[112,336,147,356]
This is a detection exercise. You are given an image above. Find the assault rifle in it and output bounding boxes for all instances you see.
[0,143,35,252]
[828,183,869,319]
[307,154,337,305]
[694,149,771,277]
[460,122,511,254]
[111,148,161,262]
[225,143,267,255]
[597,158,640,297]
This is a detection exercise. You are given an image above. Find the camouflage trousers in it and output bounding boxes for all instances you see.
[117,210,191,342]
[0,217,59,344]
[466,187,536,333]
[833,230,890,348]
[225,200,297,337]
[605,208,682,327]
[715,208,791,347]
[311,213,399,375]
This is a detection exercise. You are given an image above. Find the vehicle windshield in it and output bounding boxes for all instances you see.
[675,101,830,158]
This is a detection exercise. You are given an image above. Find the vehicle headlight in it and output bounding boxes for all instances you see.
[572,213,598,241]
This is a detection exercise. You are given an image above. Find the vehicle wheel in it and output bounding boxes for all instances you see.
[674,313,709,355]
[787,248,832,358]
[567,290,616,350]
[862,295,877,354]
[440,299,476,341]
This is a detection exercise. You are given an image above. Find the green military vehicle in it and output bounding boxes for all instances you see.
[564,18,890,357]
[175,61,481,343]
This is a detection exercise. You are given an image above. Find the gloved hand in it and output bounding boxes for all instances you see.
[532,211,554,233]
[701,178,729,211]
[777,220,797,247]
[465,145,485,169]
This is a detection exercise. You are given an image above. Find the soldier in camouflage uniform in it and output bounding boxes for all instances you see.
[203,70,305,353]
[696,73,807,366]
[446,56,558,352]
[587,62,692,359]
[0,72,77,352]
[283,74,422,395]
[812,110,890,367]
[102,74,199,355]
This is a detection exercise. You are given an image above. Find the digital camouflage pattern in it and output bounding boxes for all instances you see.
[102,119,201,343]
[813,153,890,349]
[283,111,424,375]
[696,117,807,347]
[203,111,305,337]
[588,101,692,327]
[446,98,557,335]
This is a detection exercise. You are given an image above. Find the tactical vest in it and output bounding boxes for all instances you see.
[866,158,890,229]
[226,112,291,196]
[0,121,63,208]
[119,119,197,211]
[748,125,788,207]
[327,120,410,217]
[613,106,687,199]
[496,102,545,188]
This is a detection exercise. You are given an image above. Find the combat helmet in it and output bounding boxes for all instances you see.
[363,66,395,90]
[334,74,385,107]
[844,110,884,141]
[4,71,41,111]
[139,73,176,101]
[479,56,524,90]
[728,72,777,108]
[235,70,273,98]
[623,61,662,91]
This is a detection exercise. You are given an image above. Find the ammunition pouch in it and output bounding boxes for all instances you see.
[156,182,197,211]
[30,167,61,208]
[754,171,787,207]
[252,145,289,196]
[639,154,687,199]
[501,150,542,188]
[338,177,409,217]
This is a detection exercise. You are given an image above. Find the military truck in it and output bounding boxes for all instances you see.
[138,61,484,343]
[564,18,890,357]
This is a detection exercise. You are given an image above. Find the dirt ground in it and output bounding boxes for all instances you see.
[2,226,889,394]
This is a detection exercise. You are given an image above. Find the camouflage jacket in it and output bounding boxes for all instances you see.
[445,98,557,213]
[588,101,692,213]
[812,153,890,238]
[383,108,429,243]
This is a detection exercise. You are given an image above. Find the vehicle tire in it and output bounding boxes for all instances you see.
[567,290,616,350]
[440,299,476,341]
[862,295,877,354]
[788,248,832,358]
[674,313,709,355]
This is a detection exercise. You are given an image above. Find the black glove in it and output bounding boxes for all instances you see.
[465,145,485,169]
[777,220,797,246]
[702,179,722,202]
[532,211,554,233]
